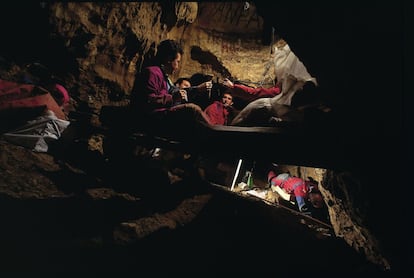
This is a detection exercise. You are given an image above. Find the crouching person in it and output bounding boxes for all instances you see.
[129,39,212,135]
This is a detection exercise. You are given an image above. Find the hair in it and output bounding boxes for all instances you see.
[190,73,212,86]
[156,39,184,65]
[175,77,191,86]
[222,91,233,103]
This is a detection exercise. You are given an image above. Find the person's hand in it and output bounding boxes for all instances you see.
[179,89,188,102]
[197,81,213,91]
[205,81,212,91]
[222,78,234,88]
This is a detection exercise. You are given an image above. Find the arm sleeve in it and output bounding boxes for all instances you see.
[204,102,224,125]
[144,68,173,107]
[232,84,281,101]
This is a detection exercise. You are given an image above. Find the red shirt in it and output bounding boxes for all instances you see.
[282,177,308,198]
[204,101,229,125]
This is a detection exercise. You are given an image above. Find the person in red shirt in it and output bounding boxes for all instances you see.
[204,91,238,125]
[221,78,281,103]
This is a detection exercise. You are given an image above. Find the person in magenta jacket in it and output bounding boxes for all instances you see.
[130,39,212,125]
[267,170,324,212]
[221,78,281,103]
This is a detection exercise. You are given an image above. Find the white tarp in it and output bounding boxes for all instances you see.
[230,43,318,126]
[272,43,318,106]
[2,110,70,152]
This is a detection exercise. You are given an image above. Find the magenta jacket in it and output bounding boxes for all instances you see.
[131,66,174,113]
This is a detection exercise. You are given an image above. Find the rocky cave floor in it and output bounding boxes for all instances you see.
[0,119,388,274]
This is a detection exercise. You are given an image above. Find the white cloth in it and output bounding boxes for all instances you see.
[272,44,317,105]
[2,110,70,152]
[231,43,317,126]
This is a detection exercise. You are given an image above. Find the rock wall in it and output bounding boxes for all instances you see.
[0,1,402,272]
[46,2,274,112]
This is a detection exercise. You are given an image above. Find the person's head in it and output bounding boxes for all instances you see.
[305,179,323,208]
[156,39,184,75]
[175,77,191,89]
[221,92,233,107]
[308,192,324,209]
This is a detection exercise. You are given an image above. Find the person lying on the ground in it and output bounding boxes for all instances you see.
[0,78,69,121]
[267,170,325,213]
[21,62,71,109]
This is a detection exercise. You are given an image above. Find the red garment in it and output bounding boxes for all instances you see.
[0,79,66,120]
[0,80,35,98]
[232,84,281,102]
[204,101,229,125]
[282,177,308,198]
[130,66,173,113]
[268,171,308,198]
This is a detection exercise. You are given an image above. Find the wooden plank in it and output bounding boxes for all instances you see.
[209,182,334,237]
